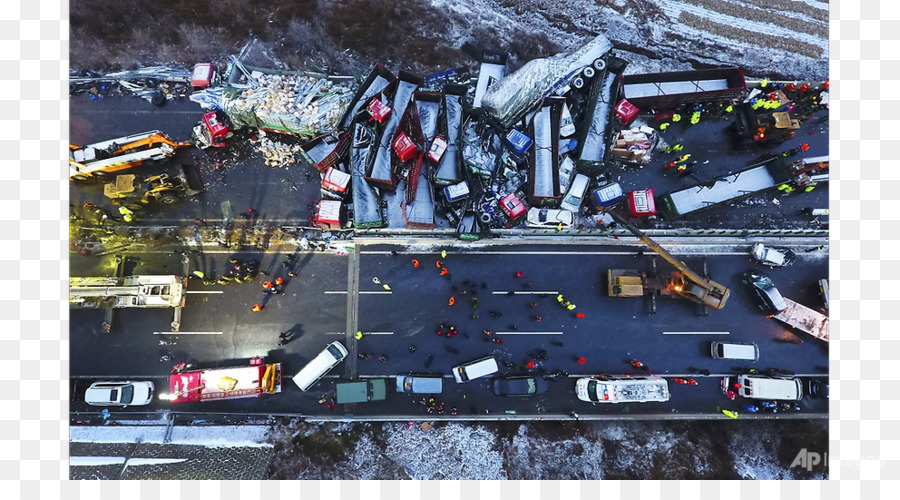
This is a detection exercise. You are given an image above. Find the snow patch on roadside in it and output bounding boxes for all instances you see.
[70,425,273,448]
[381,422,505,479]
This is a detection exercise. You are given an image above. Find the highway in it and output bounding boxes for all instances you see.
[70,241,829,419]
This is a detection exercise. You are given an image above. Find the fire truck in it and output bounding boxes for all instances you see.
[70,131,191,181]
[165,358,283,403]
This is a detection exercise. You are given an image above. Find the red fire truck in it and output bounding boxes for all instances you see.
[165,358,282,403]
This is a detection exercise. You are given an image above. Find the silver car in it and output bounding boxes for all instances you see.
[85,381,155,407]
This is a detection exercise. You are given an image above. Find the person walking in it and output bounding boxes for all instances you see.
[251,304,263,312]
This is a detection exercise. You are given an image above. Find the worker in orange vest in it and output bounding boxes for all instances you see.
[262,280,273,289]
[411,259,420,268]
[252,304,263,312]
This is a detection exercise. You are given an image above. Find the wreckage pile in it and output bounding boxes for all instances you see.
[223,74,354,138]
[252,132,305,168]
[176,32,828,235]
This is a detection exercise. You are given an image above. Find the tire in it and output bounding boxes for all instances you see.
[592,58,607,72]
[92,170,112,179]
[72,174,89,182]
[150,92,166,107]
[157,193,178,205]
[572,77,585,90]
[582,67,595,79]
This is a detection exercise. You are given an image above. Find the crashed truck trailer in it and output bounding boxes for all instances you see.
[621,67,746,109]
[656,157,793,220]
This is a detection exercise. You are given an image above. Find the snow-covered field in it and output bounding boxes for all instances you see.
[422,0,828,80]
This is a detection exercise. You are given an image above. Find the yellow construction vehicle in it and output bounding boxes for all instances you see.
[103,164,204,208]
[607,213,730,311]
[70,130,191,181]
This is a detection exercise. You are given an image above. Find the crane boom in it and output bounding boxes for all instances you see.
[610,212,730,310]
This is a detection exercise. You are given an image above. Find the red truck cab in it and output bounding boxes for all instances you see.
[192,111,231,149]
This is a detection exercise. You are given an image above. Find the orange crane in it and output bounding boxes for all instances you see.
[69,130,190,181]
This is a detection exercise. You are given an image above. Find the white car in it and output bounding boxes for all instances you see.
[85,381,155,407]
[750,243,795,267]
[526,208,574,228]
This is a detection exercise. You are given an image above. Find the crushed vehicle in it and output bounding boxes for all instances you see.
[750,242,795,267]
[742,271,788,314]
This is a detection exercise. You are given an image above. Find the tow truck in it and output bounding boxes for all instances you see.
[606,214,730,313]
[70,131,191,181]
[165,358,283,404]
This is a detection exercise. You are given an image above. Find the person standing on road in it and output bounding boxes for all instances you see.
[252,304,263,312]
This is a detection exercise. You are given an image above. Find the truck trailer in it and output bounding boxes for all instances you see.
[656,157,793,220]
[621,67,746,109]
[771,298,829,342]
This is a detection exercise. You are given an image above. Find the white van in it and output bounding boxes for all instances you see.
[576,376,670,403]
[452,356,499,383]
[292,341,348,391]
[730,375,803,400]
[710,341,759,361]
[560,173,590,212]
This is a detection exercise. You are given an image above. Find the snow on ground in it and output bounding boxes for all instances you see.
[380,422,506,480]
[505,423,605,479]
[70,425,273,448]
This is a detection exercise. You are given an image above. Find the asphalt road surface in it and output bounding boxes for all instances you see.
[70,242,829,418]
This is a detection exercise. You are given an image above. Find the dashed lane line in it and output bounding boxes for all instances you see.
[495,331,564,335]
[153,331,222,335]
[185,291,224,294]
[325,290,392,295]
[663,331,730,335]
[491,291,559,295]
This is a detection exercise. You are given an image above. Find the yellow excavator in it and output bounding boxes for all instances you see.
[607,212,730,312]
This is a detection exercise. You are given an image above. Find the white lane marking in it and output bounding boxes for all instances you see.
[663,331,730,335]
[323,331,393,335]
[495,331,564,335]
[360,251,750,256]
[153,331,222,335]
[492,291,559,295]
[324,290,392,295]
[185,291,224,294]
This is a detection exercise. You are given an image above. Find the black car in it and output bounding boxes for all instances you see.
[808,380,829,399]
[742,271,788,314]
[492,376,549,397]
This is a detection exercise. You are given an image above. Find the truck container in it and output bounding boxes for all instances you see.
[771,298,829,342]
[575,59,626,173]
[433,85,467,186]
[366,71,423,192]
[621,67,746,109]
[656,157,793,220]
[527,97,565,207]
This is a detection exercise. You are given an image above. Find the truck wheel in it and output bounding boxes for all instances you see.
[92,170,112,179]
[157,193,178,205]
[72,174,89,182]
[582,67,595,79]
[572,77,585,90]
[150,92,166,107]
[592,58,607,72]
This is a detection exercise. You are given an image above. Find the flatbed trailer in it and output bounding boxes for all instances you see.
[621,67,746,109]
[772,298,829,342]
[656,157,793,220]
[167,361,283,403]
